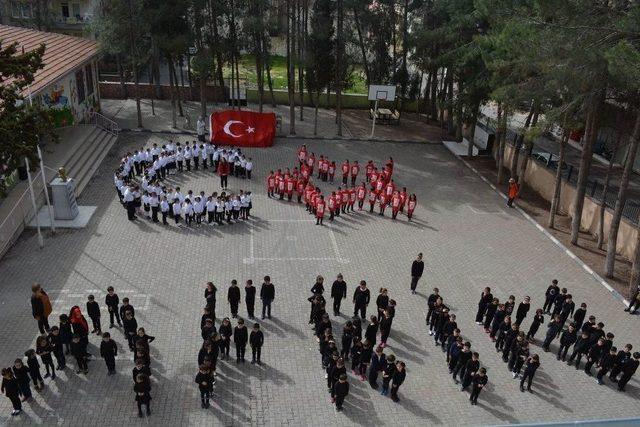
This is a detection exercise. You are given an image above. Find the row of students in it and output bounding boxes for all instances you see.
[204,277,276,321]
[426,289,491,403]
[120,141,253,180]
[539,279,639,391]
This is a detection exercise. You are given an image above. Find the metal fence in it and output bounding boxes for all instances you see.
[497,126,640,224]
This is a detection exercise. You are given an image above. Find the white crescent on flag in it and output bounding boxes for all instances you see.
[223,120,245,138]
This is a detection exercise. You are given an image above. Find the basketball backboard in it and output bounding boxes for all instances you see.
[368,85,396,101]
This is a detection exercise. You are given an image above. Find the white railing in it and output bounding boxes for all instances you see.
[0,169,46,258]
[90,111,120,136]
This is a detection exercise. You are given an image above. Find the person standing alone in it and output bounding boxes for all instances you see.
[260,276,275,320]
[410,254,424,295]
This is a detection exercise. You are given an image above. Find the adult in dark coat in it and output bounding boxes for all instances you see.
[330,274,347,315]
[410,253,425,294]
[31,284,52,333]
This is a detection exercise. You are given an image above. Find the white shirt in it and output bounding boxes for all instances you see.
[232,199,240,211]
[182,203,194,215]
[240,195,249,208]
[184,148,192,159]
[123,188,134,202]
[172,203,182,216]
[245,161,253,171]
[148,195,159,207]
[206,200,216,212]
[160,200,170,212]
[194,200,204,214]
[151,147,160,156]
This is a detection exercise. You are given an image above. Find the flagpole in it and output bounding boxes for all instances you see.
[26,157,44,249]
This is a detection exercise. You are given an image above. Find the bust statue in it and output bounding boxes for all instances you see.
[58,166,68,182]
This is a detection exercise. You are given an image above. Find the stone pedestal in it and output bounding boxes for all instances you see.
[50,178,79,220]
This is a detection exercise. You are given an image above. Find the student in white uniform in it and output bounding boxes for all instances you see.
[183,199,194,226]
[232,196,241,220]
[149,192,159,223]
[172,199,182,225]
[245,158,253,180]
[194,196,204,225]
[224,197,233,223]
[176,148,184,172]
[184,146,192,172]
[192,142,200,170]
[160,196,170,225]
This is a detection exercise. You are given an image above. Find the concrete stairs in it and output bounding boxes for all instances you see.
[60,126,118,197]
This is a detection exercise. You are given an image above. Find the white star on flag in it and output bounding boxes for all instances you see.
[247,127,255,133]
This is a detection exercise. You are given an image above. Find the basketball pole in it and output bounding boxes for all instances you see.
[370,99,379,139]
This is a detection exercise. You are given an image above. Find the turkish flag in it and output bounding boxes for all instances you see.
[210,110,276,147]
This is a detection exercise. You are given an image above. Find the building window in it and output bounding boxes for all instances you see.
[85,64,94,96]
[72,3,80,20]
[11,1,33,18]
[61,2,69,18]
[76,69,86,104]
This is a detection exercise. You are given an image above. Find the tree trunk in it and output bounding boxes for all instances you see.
[235,54,241,111]
[286,0,296,135]
[597,134,622,249]
[352,6,370,87]
[629,225,640,299]
[467,109,478,157]
[496,109,508,185]
[133,62,142,128]
[430,68,438,120]
[605,110,640,277]
[167,54,178,129]
[400,0,409,105]
[517,106,540,186]
[298,0,306,121]
[266,61,276,107]
[200,77,207,119]
[336,0,343,136]
[549,131,568,229]
[510,102,535,180]
[170,59,184,117]
[571,91,604,245]
[314,92,320,136]
[454,78,463,141]
[117,54,127,98]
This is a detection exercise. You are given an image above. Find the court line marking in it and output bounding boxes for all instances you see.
[455,155,628,306]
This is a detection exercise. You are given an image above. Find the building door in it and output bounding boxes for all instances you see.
[61,2,70,18]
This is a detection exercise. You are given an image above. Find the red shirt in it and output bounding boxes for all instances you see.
[329,164,336,175]
[328,196,336,211]
[351,164,360,177]
[267,175,275,189]
[392,195,401,209]
[341,162,349,175]
[408,199,417,213]
[316,201,325,217]
[349,188,356,203]
[341,191,349,203]
[286,178,294,193]
[357,186,366,201]
[365,163,374,177]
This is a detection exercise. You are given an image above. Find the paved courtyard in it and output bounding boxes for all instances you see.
[0,134,638,426]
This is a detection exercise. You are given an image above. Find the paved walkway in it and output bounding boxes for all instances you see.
[0,134,638,425]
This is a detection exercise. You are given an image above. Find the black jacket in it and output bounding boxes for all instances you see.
[100,339,118,358]
[1,378,19,398]
[310,281,324,295]
[219,323,232,340]
[559,329,577,346]
[573,336,591,353]
[427,293,439,309]
[234,326,248,345]
[516,303,530,320]
[332,380,349,398]
[411,260,424,277]
[260,283,275,300]
[478,292,493,307]
[105,293,119,309]
[195,371,213,391]
[87,301,100,319]
[245,286,256,302]
[120,304,135,320]
[331,280,347,299]
[123,316,138,335]
[365,323,378,344]
[587,344,604,361]
[573,308,586,326]
[31,294,45,319]
[545,321,562,337]
[600,353,616,370]
[250,330,264,347]
[545,285,559,300]
[392,369,406,387]
[228,286,241,304]
[353,287,370,306]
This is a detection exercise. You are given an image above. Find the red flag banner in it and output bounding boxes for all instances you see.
[210,110,276,147]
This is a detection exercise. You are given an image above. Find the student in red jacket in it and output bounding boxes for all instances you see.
[217,158,230,189]
[297,145,307,166]
[378,193,388,216]
[368,189,377,213]
[328,161,336,183]
[399,187,408,213]
[335,187,342,217]
[267,171,276,198]
[385,180,395,200]
[357,183,367,210]
[296,179,305,203]
[328,192,337,221]
[365,161,374,182]
[341,188,349,214]
[277,174,286,200]
[370,169,379,189]
[407,194,417,221]
[301,163,310,181]
[391,191,401,219]
[285,176,295,201]
[307,153,315,175]
[341,160,350,185]
[350,161,360,186]
[348,187,356,212]
[316,196,326,225]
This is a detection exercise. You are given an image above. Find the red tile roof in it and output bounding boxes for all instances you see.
[0,25,99,96]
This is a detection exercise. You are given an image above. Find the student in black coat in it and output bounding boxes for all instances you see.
[123,311,138,351]
[520,354,540,392]
[543,280,559,313]
[86,295,102,335]
[228,280,241,318]
[12,359,31,401]
[310,275,325,295]
[460,352,480,391]
[573,303,587,331]
[132,359,151,383]
[475,287,493,324]
[410,253,424,294]
[352,281,371,319]
[204,282,217,314]
[250,323,264,364]
[1,368,22,416]
[557,324,577,361]
[469,368,488,405]
[542,315,562,351]
[245,280,256,319]
[24,349,43,390]
[514,296,530,326]
[134,374,152,417]
[379,310,394,347]
[219,318,233,360]
[483,298,499,332]
[368,346,386,389]
[332,374,349,411]
[426,289,440,326]
[526,309,544,342]
[617,352,640,392]
[105,286,122,328]
[331,274,347,315]
[567,331,591,369]
[584,338,605,376]
[596,347,617,385]
[390,361,406,402]
[364,316,379,348]
[329,358,347,395]
[100,332,118,375]
[119,299,135,326]
[234,319,249,363]
[70,334,88,374]
[260,276,275,319]
[341,321,354,361]
[195,365,214,408]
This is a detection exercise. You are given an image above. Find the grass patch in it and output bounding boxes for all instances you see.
[223,54,367,95]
